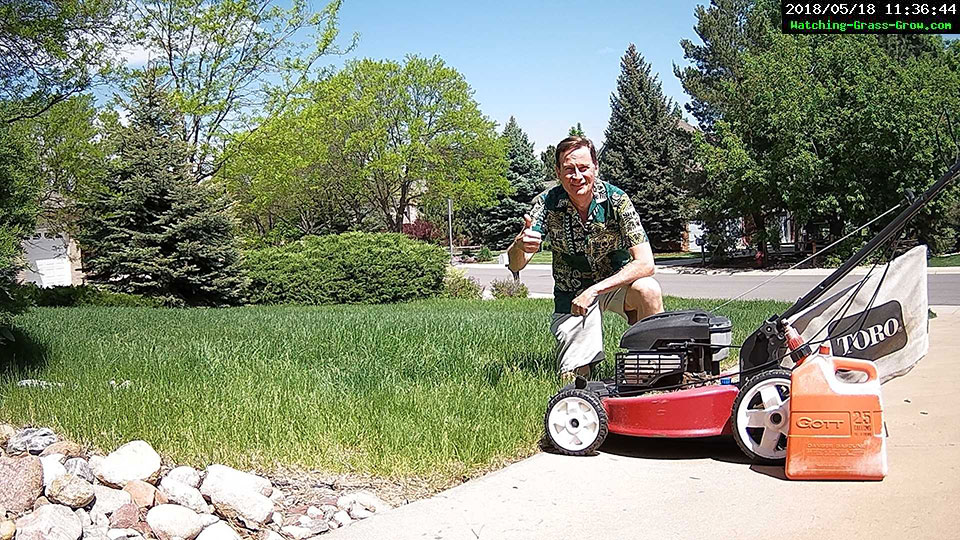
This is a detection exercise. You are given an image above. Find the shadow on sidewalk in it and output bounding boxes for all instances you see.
[597,433,752,464]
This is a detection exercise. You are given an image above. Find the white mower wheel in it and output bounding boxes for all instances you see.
[544,388,608,456]
[732,369,792,464]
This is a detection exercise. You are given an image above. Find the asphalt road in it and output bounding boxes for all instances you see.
[464,265,960,305]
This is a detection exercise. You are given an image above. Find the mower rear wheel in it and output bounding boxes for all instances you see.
[732,369,792,464]
[544,389,608,456]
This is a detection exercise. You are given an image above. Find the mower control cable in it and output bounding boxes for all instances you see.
[711,202,902,314]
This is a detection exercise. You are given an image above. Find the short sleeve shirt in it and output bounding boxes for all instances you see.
[529,181,648,314]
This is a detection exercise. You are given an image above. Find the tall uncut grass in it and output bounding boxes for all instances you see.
[0,297,787,482]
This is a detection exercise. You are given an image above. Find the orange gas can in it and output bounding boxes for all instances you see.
[786,354,887,480]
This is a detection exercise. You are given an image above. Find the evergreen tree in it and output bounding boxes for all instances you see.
[568,123,585,137]
[470,117,544,249]
[601,44,688,251]
[540,145,557,183]
[78,72,247,306]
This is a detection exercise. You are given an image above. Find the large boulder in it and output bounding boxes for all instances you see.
[195,521,241,540]
[145,504,204,540]
[199,465,274,526]
[164,467,201,489]
[63,458,94,484]
[122,480,160,509]
[47,474,95,508]
[6,428,57,455]
[199,465,271,497]
[158,477,210,514]
[89,441,161,488]
[40,453,67,490]
[0,455,43,514]
[14,504,81,540]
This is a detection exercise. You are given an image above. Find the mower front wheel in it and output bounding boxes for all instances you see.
[732,369,792,464]
[544,389,608,456]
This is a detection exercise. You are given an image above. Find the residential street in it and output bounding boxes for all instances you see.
[462,264,960,305]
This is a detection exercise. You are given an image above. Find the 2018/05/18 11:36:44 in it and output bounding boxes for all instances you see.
[783,2,957,16]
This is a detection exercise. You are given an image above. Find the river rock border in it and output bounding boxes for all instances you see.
[0,424,391,540]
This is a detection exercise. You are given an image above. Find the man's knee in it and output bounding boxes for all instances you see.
[625,276,663,314]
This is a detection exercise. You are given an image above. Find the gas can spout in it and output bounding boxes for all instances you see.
[781,321,812,365]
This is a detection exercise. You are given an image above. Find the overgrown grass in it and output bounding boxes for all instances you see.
[0,297,787,484]
[929,254,960,267]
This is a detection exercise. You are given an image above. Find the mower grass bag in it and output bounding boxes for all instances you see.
[785,245,929,383]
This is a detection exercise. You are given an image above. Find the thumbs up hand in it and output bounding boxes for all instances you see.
[514,214,542,254]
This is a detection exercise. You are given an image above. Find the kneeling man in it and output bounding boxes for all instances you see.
[507,136,664,379]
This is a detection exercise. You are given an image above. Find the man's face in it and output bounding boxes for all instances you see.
[556,146,597,201]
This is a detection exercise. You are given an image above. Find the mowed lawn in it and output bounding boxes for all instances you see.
[0,297,788,483]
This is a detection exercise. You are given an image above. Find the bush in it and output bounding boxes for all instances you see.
[17,284,163,308]
[402,219,443,244]
[244,232,449,305]
[490,278,528,299]
[441,267,483,299]
[477,246,493,262]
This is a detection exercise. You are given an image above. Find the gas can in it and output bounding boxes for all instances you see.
[785,354,887,480]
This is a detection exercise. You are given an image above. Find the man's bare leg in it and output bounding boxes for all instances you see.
[622,276,664,325]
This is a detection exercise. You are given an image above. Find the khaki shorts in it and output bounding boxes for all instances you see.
[550,286,629,373]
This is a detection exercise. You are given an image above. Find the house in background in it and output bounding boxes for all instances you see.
[17,229,84,287]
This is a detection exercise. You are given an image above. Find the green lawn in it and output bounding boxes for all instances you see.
[0,297,787,484]
[929,254,960,267]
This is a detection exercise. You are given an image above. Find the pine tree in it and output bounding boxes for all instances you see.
[568,123,585,137]
[601,44,689,252]
[78,72,247,306]
[540,145,557,183]
[471,117,545,249]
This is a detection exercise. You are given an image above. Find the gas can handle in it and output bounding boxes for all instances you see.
[831,357,878,382]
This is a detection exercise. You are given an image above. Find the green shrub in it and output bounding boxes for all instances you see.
[477,246,493,262]
[490,278,529,299]
[17,284,163,308]
[244,232,449,305]
[442,267,483,299]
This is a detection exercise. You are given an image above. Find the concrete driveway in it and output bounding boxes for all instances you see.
[331,308,960,540]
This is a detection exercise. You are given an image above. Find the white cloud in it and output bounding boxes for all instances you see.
[119,44,153,67]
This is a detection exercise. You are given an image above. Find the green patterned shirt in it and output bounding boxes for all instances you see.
[529,181,648,314]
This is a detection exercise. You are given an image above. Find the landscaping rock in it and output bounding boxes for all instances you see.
[89,441,161,488]
[0,455,43,514]
[35,496,51,509]
[258,532,283,540]
[75,509,91,528]
[82,526,109,540]
[15,503,82,540]
[41,453,68,490]
[195,521,240,540]
[105,528,141,539]
[305,506,323,520]
[269,512,282,525]
[0,424,16,448]
[41,442,85,459]
[122,480,158,509]
[280,525,312,539]
[145,504,204,540]
[6,427,57,455]
[337,491,391,513]
[108,503,139,529]
[331,510,351,528]
[90,485,133,516]
[267,489,285,504]
[164,466,201,489]
[91,511,109,528]
[347,502,373,520]
[131,521,152,538]
[159,477,210,514]
[200,465,272,498]
[64,458,95,484]
[0,520,14,540]
[48,474,96,508]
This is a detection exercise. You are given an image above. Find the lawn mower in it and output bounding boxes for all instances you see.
[543,159,960,462]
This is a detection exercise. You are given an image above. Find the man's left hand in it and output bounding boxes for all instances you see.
[571,287,599,316]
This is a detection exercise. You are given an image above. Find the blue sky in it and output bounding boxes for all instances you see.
[331,1,703,152]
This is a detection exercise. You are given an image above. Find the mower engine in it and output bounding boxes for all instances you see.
[614,310,732,392]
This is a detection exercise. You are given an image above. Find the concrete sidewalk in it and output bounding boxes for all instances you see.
[331,314,960,540]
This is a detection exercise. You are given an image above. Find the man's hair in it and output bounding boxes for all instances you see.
[555,136,598,170]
